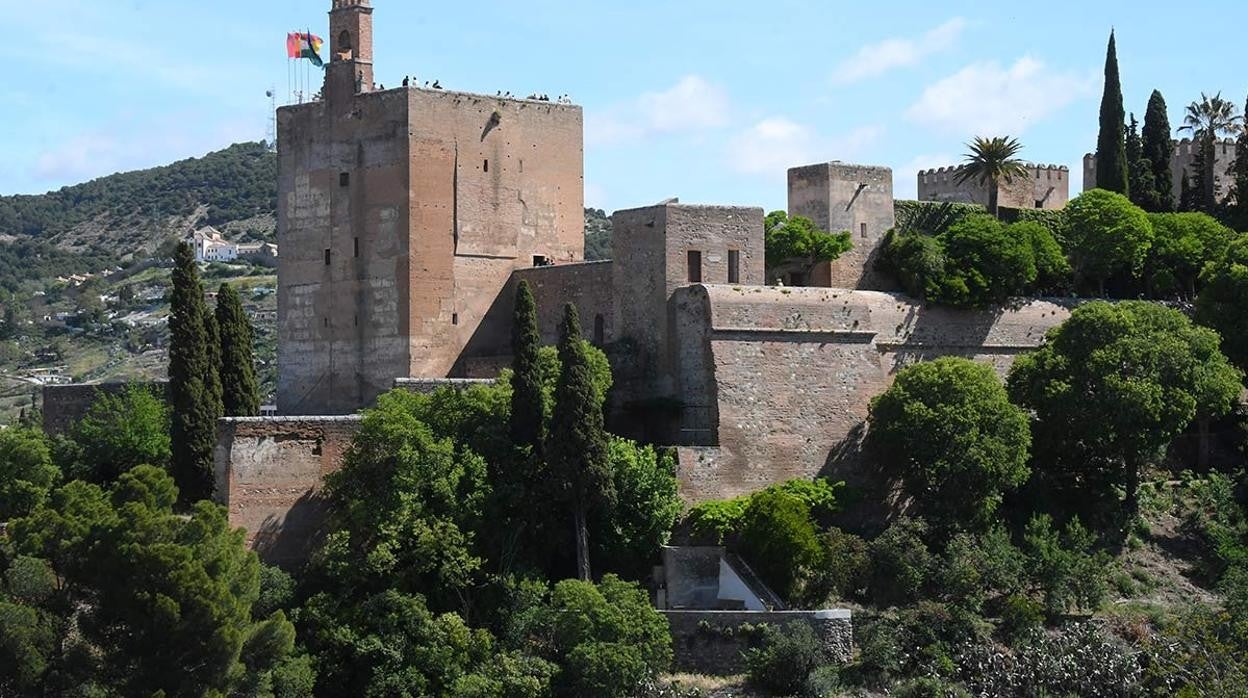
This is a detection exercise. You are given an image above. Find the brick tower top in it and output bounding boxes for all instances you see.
[326,0,374,98]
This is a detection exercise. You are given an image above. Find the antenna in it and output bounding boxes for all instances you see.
[265,87,277,151]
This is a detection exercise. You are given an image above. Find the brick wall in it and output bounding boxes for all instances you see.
[214,416,360,568]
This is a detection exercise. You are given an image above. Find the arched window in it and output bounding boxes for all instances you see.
[337,30,353,59]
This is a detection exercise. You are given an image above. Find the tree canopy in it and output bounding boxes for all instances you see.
[1063,189,1154,291]
[764,211,852,280]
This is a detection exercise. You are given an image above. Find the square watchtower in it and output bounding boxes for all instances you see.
[787,163,894,290]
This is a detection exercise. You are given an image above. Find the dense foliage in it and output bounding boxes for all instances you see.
[62,384,170,483]
[216,283,261,417]
[1196,234,1248,374]
[1063,188,1154,291]
[868,357,1031,531]
[764,210,852,279]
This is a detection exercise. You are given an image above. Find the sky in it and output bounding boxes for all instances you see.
[3,0,1247,213]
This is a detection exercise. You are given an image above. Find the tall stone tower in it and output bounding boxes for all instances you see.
[787,163,894,290]
[276,0,584,415]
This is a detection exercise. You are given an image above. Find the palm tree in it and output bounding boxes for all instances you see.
[954,136,1029,218]
[1179,92,1242,210]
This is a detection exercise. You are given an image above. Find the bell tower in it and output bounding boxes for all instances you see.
[325,0,374,99]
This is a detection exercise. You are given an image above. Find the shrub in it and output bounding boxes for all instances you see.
[1010,220,1071,293]
[958,622,1142,698]
[744,623,826,696]
[868,518,933,607]
[801,666,842,698]
[936,528,1026,612]
[1022,515,1111,617]
[811,527,871,603]
[1062,188,1153,291]
[894,677,971,698]
[882,230,946,298]
[997,594,1044,642]
[851,602,983,687]
[738,490,824,602]
[1141,606,1248,696]
[932,215,1037,306]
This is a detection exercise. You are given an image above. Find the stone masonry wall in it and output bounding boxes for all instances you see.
[214,416,360,568]
[670,285,1073,502]
[1083,138,1238,204]
[664,610,853,675]
[788,163,894,290]
[919,164,1070,210]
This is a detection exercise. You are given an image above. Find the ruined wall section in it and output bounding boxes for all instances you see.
[276,90,414,415]
[671,286,1072,502]
[788,163,894,290]
[919,164,1070,210]
[214,416,361,568]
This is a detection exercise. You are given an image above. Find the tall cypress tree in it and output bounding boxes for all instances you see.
[1095,30,1130,195]
[548,303,613,581]
[1142,89,1175,211]
[168,242,223,503]
[509,281,545,454]
[215,283,260,417]
[1127,114,1160,211]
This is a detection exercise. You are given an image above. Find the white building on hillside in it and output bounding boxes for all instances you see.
[192,228,278,263]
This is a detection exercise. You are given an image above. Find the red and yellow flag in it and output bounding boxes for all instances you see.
[286,32,324,66]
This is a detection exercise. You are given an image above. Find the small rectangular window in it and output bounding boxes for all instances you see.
[533,255,548,267]
[1035,200,1044,209]
[452,313,459,326]
[728,250,740,284]
[354,237,360,258]
[339,172,350,187]
[324,249,331,265]
[860,223,867,239]
[687,250,702,283]
[483,159,489,173]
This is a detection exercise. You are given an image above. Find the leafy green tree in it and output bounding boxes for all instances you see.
[1095,31,1129,195]
[954,136,1029,217]
[0,429,58,522]
[737,489,824,602]
[1008,302,1242,520]
[1180,92,1242,212]
[6,466,297,696]
[764,210,852,281]
[592,439,681,580]
[548,304,614,581]
[1011,220,1071,293]
[510,280,545,456]
[216,283,260,417]
[300,590,521,697]
[1148,212,1235,298]
[1196,234,1248,375]
[314,389,490,612]
[507,575,671,698]
[1062,189,1154,293]
[868,357,1031,531]
[1142,89,1175,212]
[66,385,170,483]
[168,241,223,503]
[930,215,1036,306]
[882,230,946,299]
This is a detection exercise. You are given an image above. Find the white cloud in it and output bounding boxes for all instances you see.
[728,118,885,176]
[587,75,730,147]
[832,19,967,85]
[906,57,1095,136]
[893,153,959,200]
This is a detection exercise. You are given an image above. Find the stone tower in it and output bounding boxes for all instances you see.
[276,0,584,415]
[326,0,374,98]
[787,163,894,290]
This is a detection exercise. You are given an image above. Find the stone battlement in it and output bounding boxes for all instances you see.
[918,162,1069,183]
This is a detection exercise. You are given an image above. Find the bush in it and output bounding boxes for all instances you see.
[936,528,1026,612]
[811,527,871,603]
[997,594,1044,642]
[1010,220,1071,293]
[744,623,826,696]
[931,215,1037,306]
[1022,515,1111,617]
[868,518,933,607]
[958,622,1142,698]
[894,677,970,698]
[801,665,842,698]
[738,489,824,603]
[1063,188,1153,291]
[852,602,983,687]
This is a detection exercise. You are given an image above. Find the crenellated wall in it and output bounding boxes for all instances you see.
[918,163,1070,210]
[1082,138,1238,203]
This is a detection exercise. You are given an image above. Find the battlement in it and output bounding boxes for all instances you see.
[917,163,1068,185]
[331,0,370,10]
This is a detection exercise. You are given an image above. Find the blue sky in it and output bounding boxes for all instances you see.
[3,0,1246,213]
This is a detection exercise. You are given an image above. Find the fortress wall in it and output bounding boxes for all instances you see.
[671,286,1072,502]
[788,164,894,289]
[214,416,361,567]
[918,165,1069,210]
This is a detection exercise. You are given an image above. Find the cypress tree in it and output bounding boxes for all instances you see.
[1127,114,1160,211]
[1233,95,1248,218]
[215,283,260,417]
[168,242,223,503]
[509,281,545,453]
[1142,89,1175,211]
[1095,30,1130,195]
[548,303,614,581]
